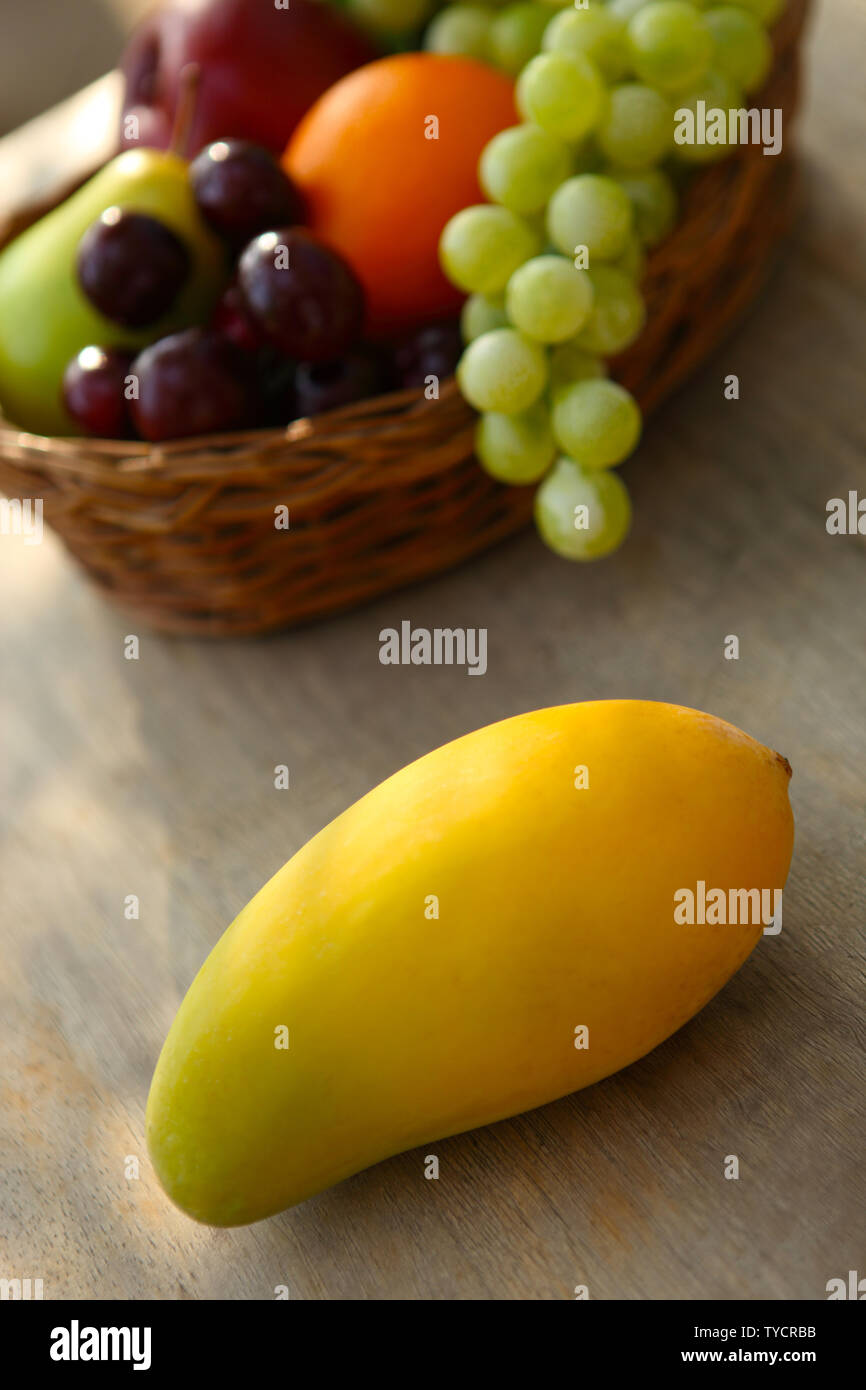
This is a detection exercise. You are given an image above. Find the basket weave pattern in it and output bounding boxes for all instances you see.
[0,0,810,636]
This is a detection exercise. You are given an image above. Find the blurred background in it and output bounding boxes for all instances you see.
[0,0,151,136]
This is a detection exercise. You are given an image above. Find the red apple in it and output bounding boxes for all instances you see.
[120,0,378,157]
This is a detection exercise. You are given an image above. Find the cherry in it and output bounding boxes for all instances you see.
[77,208,190,329]
[62,346,136,438]
[294,350,385,419]
[238,228,364,363]
[211,280,267,354]
[393,322,463,390]
[129,329,255,441]
[190,140,305,246]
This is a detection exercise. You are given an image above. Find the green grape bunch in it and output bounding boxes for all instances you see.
[433,0,786,561]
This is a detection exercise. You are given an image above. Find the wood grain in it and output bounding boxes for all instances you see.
[1,0,864,1299]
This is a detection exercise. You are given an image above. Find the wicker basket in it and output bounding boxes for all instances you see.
[0,0,810,637]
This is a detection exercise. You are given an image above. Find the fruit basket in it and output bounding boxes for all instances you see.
[0,0,810,637]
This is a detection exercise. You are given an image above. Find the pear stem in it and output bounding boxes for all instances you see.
[169,63,200,159]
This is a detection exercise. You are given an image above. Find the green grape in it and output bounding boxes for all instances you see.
[627,1,713,91]
[727,0,784,23]
[425,4,494,59]
[348,0,438,30]
[541,4,630,83]
[549,341,608,396]
[703,6,772,93]
[576,264,646,353]
[476,402,557,483]
[546,174,633,263]
[440,205,541,294]
[608,0,708,18]
[597,83,673,169]
[480,124,572,215]
[551,377,642,467]
[612,168,678,246]
[516,50,605,141]
[489,3,550,75]
[615,228,647,279]
[672,69,743,164]
[505,254,595,343]
[606,0,653,20]
[457,327,549,412]
[461,293,509,342]
[534,456,632,560]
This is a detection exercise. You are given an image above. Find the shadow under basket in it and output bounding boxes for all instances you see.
[0,0,810,637]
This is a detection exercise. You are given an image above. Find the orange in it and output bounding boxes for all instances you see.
[284,53,517,336]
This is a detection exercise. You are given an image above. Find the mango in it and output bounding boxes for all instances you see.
[147,700,794,1225]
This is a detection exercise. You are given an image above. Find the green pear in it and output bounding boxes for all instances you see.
[0,148,227,435]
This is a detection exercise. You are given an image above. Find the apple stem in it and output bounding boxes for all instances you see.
[170,63,200,158]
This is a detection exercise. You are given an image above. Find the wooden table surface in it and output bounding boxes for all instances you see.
[1,0,864,1301]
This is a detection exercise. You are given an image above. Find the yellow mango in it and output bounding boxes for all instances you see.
[147,700,794,1225]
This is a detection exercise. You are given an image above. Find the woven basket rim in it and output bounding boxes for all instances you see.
[0,381,434,473]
